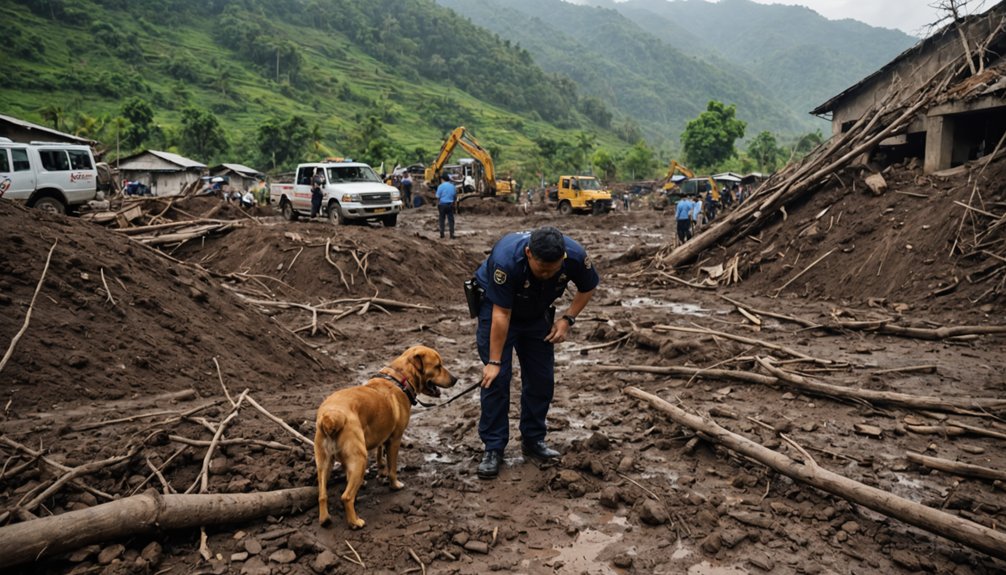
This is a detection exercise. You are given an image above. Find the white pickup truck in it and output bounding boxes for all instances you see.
[0,138,105,214]
[270,161,403,226]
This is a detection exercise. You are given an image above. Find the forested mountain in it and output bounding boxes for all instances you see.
[437,0,808,145]
[437,0,916,144]
[599,0,918,119]
[1,0,621,175]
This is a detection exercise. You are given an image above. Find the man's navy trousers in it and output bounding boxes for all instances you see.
[476,301,554,451]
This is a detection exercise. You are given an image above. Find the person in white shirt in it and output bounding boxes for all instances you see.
[691,195,704,233]
[240,190,256,209]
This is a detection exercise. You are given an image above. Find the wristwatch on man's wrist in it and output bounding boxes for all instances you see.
[487,359,502,366]
[561,314,576,326]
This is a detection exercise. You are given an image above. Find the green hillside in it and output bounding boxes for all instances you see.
[436,0,812,146]
[612,0,917,118]
[0,0,624,179]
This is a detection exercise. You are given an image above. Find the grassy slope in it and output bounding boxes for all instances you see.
[0,2,620,175]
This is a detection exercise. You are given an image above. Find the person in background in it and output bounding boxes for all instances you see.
[436,173,457,239]
[310,168,325,218]
[463,173,475,195]
[240,189,256,209]
[675,194,694,244]
[401,173,413,209]
[472,226,599,479]
[692,192,704,234]
[255,176,269,206]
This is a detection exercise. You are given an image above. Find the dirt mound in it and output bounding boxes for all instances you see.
[0,201,341,416]
[171,219,482,303]
[667,157,1006,318]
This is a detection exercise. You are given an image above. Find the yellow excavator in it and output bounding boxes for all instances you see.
[660,160,719,201]
[424,126,513,200]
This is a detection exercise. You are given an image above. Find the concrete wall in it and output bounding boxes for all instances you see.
[828,11,1004,137]
[120,170,202,196]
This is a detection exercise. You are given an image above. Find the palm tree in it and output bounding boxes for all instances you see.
[39,104,64,131]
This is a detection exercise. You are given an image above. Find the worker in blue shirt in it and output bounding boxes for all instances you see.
[675,195,695,244]
[472,226,600,479]
[436,174,457,239]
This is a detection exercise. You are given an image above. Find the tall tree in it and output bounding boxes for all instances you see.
[747,131,782,173]
[682,101,747,170]
[38,104,64,131]
[180,107,228,160]
[122,98,154,150]
[621,140,656,180]
[257,116,311,171]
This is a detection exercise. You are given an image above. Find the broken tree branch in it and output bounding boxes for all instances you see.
[0,240,57,376]
[624,386,1006,561]
[906,451,1006,482]
[0,487,317,568]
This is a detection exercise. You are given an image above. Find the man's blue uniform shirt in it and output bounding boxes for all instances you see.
[436,181,457,204]
[675,198,693,220]
[475,232,599,322]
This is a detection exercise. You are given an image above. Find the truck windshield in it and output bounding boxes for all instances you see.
[577,178,601,191]
[327,166,381,183]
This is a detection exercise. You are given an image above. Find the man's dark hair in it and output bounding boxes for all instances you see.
[528,226,565,262]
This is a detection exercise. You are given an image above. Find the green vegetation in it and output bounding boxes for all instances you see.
[1,0,626,182]
[2,0,910,184]
[681,101,747,171]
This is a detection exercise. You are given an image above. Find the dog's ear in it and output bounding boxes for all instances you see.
[409,350,425,383]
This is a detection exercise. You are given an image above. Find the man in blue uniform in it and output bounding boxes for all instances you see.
[436,174,457,239]
[472,226,600,479]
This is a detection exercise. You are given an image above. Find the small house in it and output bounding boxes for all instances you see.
[116,150,206,196]
[209,163,264,193]
[811,1,1006,173]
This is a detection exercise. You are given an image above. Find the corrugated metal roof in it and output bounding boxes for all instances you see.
[147,150,206,169]
[117,150,205,171]
[214,163,263,177]
[0,113,96,145]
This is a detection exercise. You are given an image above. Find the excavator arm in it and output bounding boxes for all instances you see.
[662,160,694,190]
[424,126,510,197]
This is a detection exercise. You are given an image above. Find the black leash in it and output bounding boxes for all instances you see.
[416,380,481,409]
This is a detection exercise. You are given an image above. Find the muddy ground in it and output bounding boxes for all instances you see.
[1,158,1004,575]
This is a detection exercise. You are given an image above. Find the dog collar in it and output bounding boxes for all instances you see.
[375,370,417,406]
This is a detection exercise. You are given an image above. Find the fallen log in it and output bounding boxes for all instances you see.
[624,387,1006,561]
[825,321,1006,340]
[0,487,316,569]
[906,451,1006,482]
[755,357,1006,414]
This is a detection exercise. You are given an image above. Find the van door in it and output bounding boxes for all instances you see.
[5,147,36,200]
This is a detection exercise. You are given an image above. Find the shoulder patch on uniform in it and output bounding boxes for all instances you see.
[494,268,508,285]
[584,255,593,270]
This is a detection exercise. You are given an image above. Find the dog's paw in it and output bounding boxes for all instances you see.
[390,479,404,490]
[349,517,366,529]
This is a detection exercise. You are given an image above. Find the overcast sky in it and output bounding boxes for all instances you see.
[742,0,974,36]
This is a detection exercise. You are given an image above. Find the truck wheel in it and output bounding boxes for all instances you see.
[381,214,398,227]
[328,201,347,225]
[281,200,299,221]
[33,196,66,215]
[559,201,573,216]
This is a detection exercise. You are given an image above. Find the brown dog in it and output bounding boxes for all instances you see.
[314,345,457,528]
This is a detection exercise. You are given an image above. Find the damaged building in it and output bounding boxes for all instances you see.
[812,1,1006,173]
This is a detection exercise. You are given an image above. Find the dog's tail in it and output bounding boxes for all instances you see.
[317,410,347,438]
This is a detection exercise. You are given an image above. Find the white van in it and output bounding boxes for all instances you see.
[0,138,103,214]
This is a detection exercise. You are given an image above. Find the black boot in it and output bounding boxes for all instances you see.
[521,440,560,460]
[477,449,503,479]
